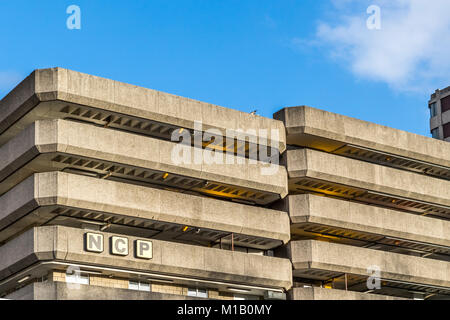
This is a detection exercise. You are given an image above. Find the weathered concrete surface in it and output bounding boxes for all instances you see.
[275,106,450,168]
[289,240,450,289]
[0,172,290,245]
[0,67,286,151]
[0,119,288,201]
[288,287,406,300]
[5,282,198,300]
[0,226,293,290]
[287,194,450,248]
[287,148,450,208]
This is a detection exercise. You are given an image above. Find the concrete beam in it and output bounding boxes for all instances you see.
[0,172,290,246]
[287,194,450,248]
[275,106,450,168]
[0,68,286,152]
[0,119,288,203]
[289,240,450,289]
[286,148,450,209]
[0,226,293,290]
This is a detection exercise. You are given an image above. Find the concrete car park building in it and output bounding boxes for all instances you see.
[0,68,291,300]
[429,86,450,141]
[274,107,450,300]
[0,68,449,300]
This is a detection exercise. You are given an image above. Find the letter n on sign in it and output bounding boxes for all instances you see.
[135,240,153,259]
[85,233,104,253]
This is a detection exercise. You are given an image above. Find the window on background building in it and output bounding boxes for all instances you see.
[431,128,440,139]
[429,102,438,117]
[444,123,450,139]
[441,96,450,113]
[187,288,208,298]
[129,281,151,292]
[66,272,89,285]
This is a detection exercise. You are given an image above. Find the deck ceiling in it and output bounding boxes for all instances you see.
[0,102,277,159]
[0,205,281,250]
[53,153,280,205]
[291,223,450,257]
[0,152,280,205]
[294,270,450,299]
[332,144,450,181]
[289,177,450,220]
[286,139,450,182]
[61,104,258,155]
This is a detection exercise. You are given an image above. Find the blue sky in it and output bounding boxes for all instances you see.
[1,0,449,137]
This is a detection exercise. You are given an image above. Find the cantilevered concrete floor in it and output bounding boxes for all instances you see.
[275,106,450,170]
[0,226,293,294]
[289,240,450,289]
[0,172,290,248]
[0,119,288,204]
[286,194,450,253]
[0,67,286,152]
[286,148,450,219]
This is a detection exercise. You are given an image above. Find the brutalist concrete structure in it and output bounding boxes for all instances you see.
[429,86,450,141]
[0,68,291,300]
[274,106,450,300]
[0,68,449,300]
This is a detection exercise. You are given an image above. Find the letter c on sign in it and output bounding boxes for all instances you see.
[111,236,129,256]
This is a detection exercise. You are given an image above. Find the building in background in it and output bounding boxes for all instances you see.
[0,69,449,300]
[429,87,450,141]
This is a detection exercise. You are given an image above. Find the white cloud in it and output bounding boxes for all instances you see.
[307,0,450,92]
[0,71,23,96]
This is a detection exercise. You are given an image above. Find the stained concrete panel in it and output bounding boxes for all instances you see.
[275,106,450,168]
[287,148,450,208]
[0,119,288,201]
[289,240,450,289]
[287,194,450,248]
[0,226,293,290]
[0,172,290,245]
[0,68,286,152]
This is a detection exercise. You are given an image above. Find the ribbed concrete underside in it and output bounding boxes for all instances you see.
[0,119,288,204]
[290,240,450,289]
[0,68,286,151]
[0,226,293,293]
[0,172,289,248]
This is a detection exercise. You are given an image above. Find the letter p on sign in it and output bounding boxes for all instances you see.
[136,240,153,259]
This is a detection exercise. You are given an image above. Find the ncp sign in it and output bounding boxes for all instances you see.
[84,232,153,259]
